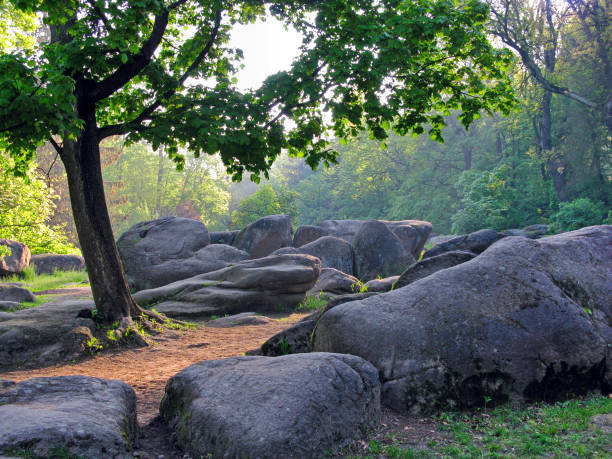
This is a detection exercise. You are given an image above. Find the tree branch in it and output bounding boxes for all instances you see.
[97,9,223,140]
[92,11,170,102]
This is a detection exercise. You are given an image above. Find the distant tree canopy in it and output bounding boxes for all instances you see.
[0,0,513,324]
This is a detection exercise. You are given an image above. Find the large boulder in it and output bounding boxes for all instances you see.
[293,225,329,248]
[385,220,433,259]
[0,376,137,458]
[117,216,212,291]
[313,226,612,414]
[422,228,505,259]
[261,293,377,357]
[134,254,321,319]
[315,219,432,258]
[160,353,381,458]
[0,299,95,368]
[393,251,476,290]
[307,268,361,296]
[233,214,293,258]
[0,239,30,277]
[0,284,36,303]
[30,254,85,275]
[298,236,355,275]
[352,220,415,281]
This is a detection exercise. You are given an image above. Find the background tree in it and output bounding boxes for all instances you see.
[0,0,513,325]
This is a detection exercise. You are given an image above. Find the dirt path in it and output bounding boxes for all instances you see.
[1,314,305,424]
[0,311,309,458]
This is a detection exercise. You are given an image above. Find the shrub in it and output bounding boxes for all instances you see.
[550,198,606,233]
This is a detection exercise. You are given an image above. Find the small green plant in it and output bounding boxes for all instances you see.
[86,336,103,354]
[106,329,118,342]
[297,292,328,311]
[279,338,292,355]
[350,281,368,293]
[483,395,492,410]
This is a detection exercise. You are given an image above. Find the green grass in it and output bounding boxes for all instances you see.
[297,292,328,311]
[5,294,56,311]
[3,266,89,293]
[351,396,611,458]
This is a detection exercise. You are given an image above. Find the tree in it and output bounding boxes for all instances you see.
[0,150,77,254]
[0,0,513,325]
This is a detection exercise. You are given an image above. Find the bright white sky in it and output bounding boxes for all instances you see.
[229,17,303,92]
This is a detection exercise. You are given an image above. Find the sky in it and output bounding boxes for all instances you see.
[228,17,303,92]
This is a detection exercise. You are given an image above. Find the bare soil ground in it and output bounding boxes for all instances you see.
[0,291,440,458]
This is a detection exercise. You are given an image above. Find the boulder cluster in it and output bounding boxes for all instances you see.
[1,217,610,458]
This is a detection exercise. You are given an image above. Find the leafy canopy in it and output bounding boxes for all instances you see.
[1,0,514,179]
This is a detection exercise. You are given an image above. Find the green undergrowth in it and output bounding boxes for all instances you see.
[348,395,611,458]
[5,294,55,311]
[298,292,328,311]
[3,266,90,293]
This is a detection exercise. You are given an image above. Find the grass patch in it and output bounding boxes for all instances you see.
[351,395,611,458]
[3,266,89,293]
[5,294,56,311]
[297,292,328,311]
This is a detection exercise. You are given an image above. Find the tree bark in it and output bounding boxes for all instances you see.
[540,90,569,202]
[60,80,136,324]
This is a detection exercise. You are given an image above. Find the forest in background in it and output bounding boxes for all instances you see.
[1,0,610,252]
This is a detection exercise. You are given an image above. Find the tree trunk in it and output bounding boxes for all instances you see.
[60,81,136,324]
[155,146,165,218]
[540,90,569,202]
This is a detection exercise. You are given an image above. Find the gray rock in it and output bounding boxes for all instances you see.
[134,254,321,319]
[30,254,85,275]
[589,413,612,434]
[0,301,19,312]
[353,220,415,281]
[0,376,137,458]
[393,251,476,290]
[270,246,300,256]
[299,236,355,275]
[0,299,95,369]
[209,230,239,245]
[0,285,36,303]
[427,234,455,246]
[364,276,399,293]
[160,353,381,458]
[315,220,432,258]
[503,224,551,239]
[206,312,272,328]
[0,239,30,277]
[117,216,212,291]
[261,293,378,357]
[233,214,293,258]
[293,225,329,247]
[422,229,505,259]
[313,226,612,414]
[385,220,433,259]
[308,268,361,296]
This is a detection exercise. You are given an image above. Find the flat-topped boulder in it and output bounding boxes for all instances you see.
[293,225,329,247]
[0,299,95,369]
[0,239,30,277]
[313,226,612,414]
[206,312,273,328]
[0,376,137,458]
[232,214,293,258]
[134,254,321,319]
[30,254,85,275]
[117,216,212,291]
[160,353,380,458]
[364,276,399,292]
